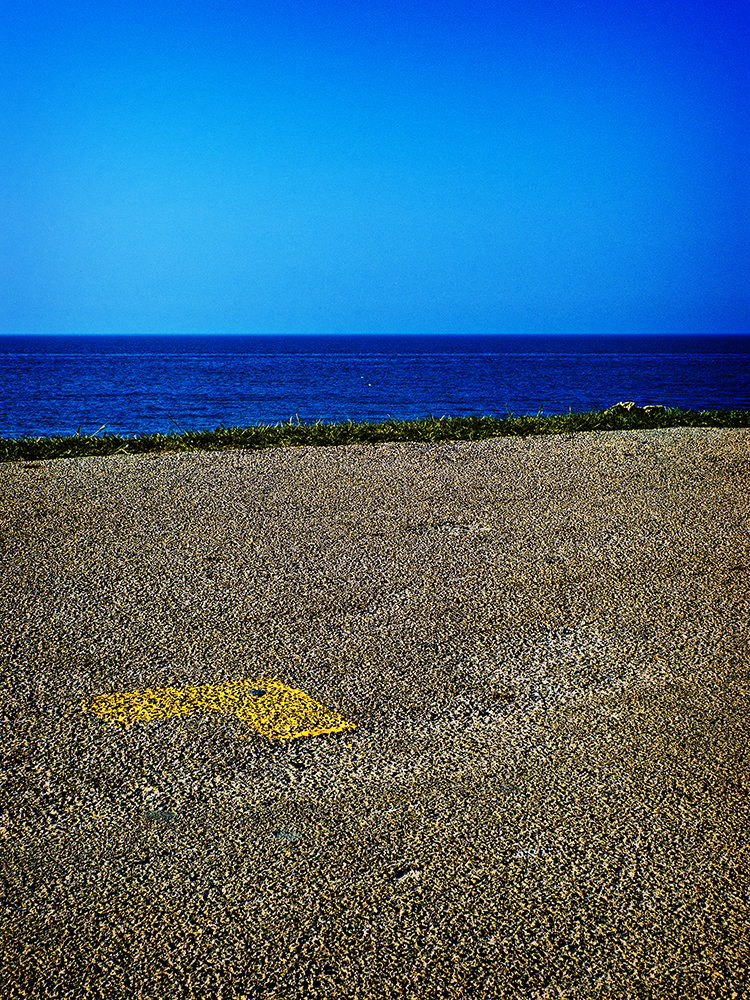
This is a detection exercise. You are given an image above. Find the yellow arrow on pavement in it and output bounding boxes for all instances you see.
[82,676,356,741]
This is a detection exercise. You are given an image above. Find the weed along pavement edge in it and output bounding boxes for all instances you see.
[81,676,357,741]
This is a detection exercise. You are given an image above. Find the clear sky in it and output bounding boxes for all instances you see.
[2,0,747,336]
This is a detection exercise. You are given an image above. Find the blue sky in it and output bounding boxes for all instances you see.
[2,0,747,335]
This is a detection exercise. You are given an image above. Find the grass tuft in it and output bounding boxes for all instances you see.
[0,403,748,464]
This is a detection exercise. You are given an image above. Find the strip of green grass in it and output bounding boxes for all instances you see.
[1,404,748,464]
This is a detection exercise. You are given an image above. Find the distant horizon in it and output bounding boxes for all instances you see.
[2,330,748,338]
[4,329,747,443]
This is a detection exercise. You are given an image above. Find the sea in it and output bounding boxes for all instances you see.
[1,333,748,441]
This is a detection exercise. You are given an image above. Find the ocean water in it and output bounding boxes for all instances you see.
[0,333,748,440]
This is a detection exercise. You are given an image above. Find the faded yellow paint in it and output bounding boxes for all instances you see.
[81,676,356,741]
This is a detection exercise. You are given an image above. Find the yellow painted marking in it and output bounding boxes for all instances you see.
[81,676,356,741]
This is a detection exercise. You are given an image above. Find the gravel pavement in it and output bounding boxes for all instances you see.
[1,426,749,999]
